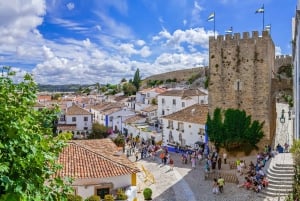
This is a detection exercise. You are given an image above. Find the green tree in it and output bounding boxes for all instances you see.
[207,108,264,153]
[0,67,71,200]
[132,68,141,91]
[122,82,137,96]
[90,123,109,139]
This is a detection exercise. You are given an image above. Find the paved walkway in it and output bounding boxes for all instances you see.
[128,151,294,201]
[129,151,273,201]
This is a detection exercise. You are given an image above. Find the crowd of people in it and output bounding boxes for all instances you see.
[124,136,285,196]
[237,145,274,193]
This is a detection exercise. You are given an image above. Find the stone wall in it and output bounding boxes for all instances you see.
[208,31,275,143]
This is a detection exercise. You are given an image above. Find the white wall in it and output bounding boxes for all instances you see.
[73,175,132,199]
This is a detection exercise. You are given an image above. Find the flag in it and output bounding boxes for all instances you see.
[255,5,264,13]
[225,26,233,34]
[265,24,271,31]
[207,12,215,21]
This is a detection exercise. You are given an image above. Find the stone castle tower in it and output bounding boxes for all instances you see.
[208,31,276,144]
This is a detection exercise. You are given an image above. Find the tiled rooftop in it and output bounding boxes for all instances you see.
[141,105,158,112]
[65,104,92,115]
[159,89,207,97]
[57,139,139,179]
[163,104,208,124]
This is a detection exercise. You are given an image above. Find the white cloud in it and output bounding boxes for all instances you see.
[66,2,75,10]
[0,0,46,45]
[275,46,282,56]
[183,19,187,26]
[191,0,203,26]
[136,40,145,46]
[140,46,152,58]
[50,18,88,31]
[153,27,213,49]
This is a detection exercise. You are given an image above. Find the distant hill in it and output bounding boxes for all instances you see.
[142,66,208,87]
[37,84,92,92]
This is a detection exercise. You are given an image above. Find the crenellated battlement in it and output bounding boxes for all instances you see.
[209,30,270,42]
[275,55,292,70]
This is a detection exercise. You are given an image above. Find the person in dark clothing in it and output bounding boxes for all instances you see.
[217,157,222,170]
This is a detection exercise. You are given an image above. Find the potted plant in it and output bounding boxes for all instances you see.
[115,188,128,200]
[143,187,152,200]
[104,194,114,201]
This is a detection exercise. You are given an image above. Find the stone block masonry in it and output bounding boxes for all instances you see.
[208,31,276,143]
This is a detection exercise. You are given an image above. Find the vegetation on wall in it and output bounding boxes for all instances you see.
[206,108,264,154]
[287,140,300,201]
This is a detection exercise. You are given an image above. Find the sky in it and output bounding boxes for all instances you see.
[0,0,296,85]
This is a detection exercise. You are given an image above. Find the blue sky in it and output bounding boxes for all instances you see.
[0,0,296,85]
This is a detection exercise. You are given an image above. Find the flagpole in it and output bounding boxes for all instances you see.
[214,12,215,38]
[262,4,264,31]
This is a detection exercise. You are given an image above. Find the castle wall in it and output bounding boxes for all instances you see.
[208,31,275,142]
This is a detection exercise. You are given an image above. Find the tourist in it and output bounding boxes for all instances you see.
[223,152,227,164]
[218,176,225,193]
[217,157,222,170]
[169,156,174,171]
[212,178,219,194]
[135,151,138,161]
[191,156,196,169]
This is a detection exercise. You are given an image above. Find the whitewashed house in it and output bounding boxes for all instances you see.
[135,87,166,112]
[57,139,139,200]
[123,115,162,143]
[57,103,93,138]
[89,102,136,134]
[161,104,208,147]
[157,88,208,118]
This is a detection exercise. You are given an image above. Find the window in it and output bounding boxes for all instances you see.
[109,116,113,122]
[84,117,88,121]
[72,117,76,122]
[94,183,113,199]
[177,122,184,131]
[167,120,173,129]
[147,93,150,97]
[168,131,174,144]
[182,102,185,107]
[162,110,165,115]
[84,127,88,130]
[60,115,66,121]
[162,98,165,104]
[173,99,176,105]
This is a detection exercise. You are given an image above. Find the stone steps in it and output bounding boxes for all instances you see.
[259,153,294,198]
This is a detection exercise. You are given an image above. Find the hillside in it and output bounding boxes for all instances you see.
[142,66,208,87]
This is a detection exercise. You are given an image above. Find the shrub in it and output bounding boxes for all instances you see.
[104,194,114,201]
[67,194,83,201]
[85,195,100,201]
[116,189,128,200]
[143,187,153,200]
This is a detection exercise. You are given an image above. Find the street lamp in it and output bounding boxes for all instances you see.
[279,108,293,150]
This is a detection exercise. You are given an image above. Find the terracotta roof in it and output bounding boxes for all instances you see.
[57,124,77,131]
[91,102,124,111]
[140,87,167,94]
[57,139,139,179]
[124,114,146,123]
[159,89,206,97]
[66,104,92,115]
[141,105,158,112]
[163,104,208,124]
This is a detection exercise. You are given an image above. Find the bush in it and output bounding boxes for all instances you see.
[104,194,114,201]
[67,194,83,201]
[143,187,152,200]
[85,195,100,201]
[116,189,128,200]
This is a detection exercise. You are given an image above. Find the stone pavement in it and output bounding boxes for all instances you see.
[128,151,286,201]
